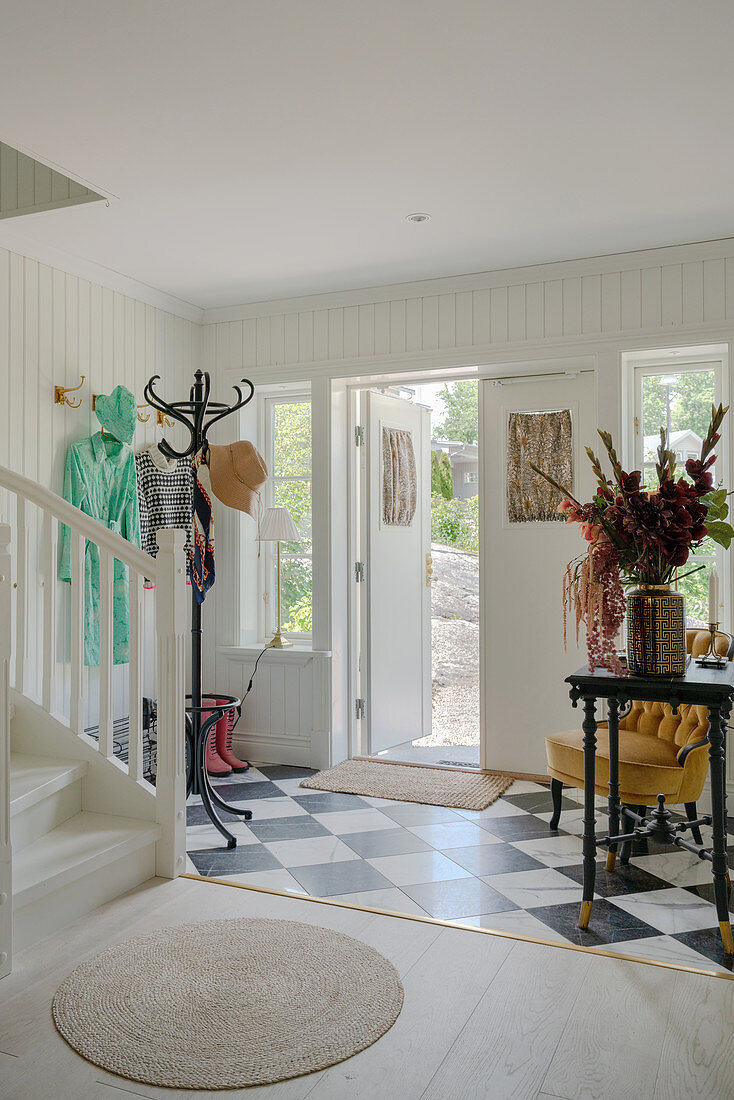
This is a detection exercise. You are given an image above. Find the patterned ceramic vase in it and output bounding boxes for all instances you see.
[626,585,686,676]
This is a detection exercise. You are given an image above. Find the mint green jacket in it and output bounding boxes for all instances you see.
[59,432,141,666]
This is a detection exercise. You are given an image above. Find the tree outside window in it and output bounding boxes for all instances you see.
[268,399,312,634]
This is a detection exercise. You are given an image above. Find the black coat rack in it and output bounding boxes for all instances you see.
[144,368,255,848]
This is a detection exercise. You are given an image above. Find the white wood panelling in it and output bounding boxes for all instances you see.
[0,143,105,221]
[202,241,734,376]
[0,241,197,719]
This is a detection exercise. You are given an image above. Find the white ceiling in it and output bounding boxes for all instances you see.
[1,1,734,310]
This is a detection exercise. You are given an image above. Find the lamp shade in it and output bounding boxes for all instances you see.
[260,506,300,542]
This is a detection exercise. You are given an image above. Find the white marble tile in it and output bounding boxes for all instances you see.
[186,823,260,849]
[329,887,430,918]
[608,888,719,935]
[367,850,473,887]
[312,808,396,834]
[630,851,718,887]
[601,934,729,972]
[240,798,309,820]
[535,808,586,835]
[223,867,309,894]
[457,909,569,943]
[407,820,504,849]
[263,834,361,867]
[510,833,584,867]
[453,801,529,820]
[185,855,198,874]
[271,776,310,794]
[378,804,464,826]
[361,795,403,807]
[482,867,585,908]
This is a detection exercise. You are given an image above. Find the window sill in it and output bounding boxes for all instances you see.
[217,644,331,663]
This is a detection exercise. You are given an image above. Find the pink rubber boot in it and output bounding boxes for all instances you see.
[203,711,232,776]
[214,699,249,773]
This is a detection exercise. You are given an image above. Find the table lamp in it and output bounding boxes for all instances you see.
[260,506,300,648]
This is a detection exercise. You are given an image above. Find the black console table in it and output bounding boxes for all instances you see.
[566,663,734,954]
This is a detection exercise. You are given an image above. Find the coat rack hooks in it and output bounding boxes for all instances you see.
[54,376,85,409]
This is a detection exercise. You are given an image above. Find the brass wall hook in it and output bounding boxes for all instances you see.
[157,410,174,427]
[54,376,85,408]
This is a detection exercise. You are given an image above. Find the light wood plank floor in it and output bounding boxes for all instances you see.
[1,876,733,1100]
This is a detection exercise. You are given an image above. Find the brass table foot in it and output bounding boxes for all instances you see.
[605,850,617,873]
[720,920,734,955]
[578,900,593,929]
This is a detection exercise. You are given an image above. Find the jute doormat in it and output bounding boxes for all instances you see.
[53,919,403,1090]
[300,759,514,810]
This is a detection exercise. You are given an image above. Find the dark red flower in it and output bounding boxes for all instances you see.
[620,471,642,496]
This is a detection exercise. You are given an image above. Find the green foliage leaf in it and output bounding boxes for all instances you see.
[704,520,734,550]
[433,381,478,444]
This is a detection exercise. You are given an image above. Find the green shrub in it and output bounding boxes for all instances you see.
[431,493,478,552]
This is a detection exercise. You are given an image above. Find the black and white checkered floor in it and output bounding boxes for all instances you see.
[186,765,734,975]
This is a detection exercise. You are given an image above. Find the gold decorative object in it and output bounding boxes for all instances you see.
[54,376,85,408]
[157,409,174,427]
[626,584,686,676]
[695,622,727,669]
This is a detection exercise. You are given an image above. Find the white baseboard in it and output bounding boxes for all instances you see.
[232,733,312,769]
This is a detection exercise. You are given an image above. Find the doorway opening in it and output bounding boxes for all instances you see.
[351,379,480,769]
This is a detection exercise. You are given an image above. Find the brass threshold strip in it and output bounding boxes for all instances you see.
[181,873,734,983]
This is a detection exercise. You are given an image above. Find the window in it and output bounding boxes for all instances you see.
[464,471,478,484]
[264,396,312,636]
[634,360,724,625]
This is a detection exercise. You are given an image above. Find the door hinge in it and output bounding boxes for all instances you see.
[354,561,365,583]
[355,698,366,720]
[634,415,640,436]
[355,425,365,446]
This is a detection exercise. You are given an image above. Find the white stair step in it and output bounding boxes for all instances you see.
[13,811,161,910]
[10,753,87,815]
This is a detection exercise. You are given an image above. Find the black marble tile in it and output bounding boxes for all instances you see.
[247,817,332,841]
[292,793,369,814]
[188,845,282,877]
[442,843,545,877]
[684,881,734,913]
[289,860,394,897]
[217,780,283,802]
[186,801,211,826]
[672,927,734,972]
[257,765,317,780]
[340,828,434,859]
[530,899,660,946]
[479,815,565,842]
[402,878,518,921]
[557,862,670,898]
[502,790,575,816]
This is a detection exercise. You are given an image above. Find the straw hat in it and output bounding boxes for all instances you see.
[207,441,268,517]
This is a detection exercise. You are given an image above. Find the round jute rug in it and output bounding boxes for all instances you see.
[52,918,404,1090]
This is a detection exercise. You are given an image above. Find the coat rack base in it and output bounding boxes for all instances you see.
[186,694,252,848]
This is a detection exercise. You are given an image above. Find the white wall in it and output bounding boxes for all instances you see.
[0,241,198,718]
[202,237,734,780]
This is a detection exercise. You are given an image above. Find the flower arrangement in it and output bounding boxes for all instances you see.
[530,404,733,675]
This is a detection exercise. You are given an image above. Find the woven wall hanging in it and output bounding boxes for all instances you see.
[506,409,573,523]
[382,426,417,526]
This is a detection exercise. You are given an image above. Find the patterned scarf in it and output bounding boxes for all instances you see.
[190,450,215,603]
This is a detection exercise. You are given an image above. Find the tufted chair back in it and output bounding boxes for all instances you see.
[619,628,732,753]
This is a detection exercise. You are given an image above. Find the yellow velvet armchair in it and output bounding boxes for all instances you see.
[545,628,733,859]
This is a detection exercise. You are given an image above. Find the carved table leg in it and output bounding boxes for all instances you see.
[708,703,733,954]
[606,696,621,873]
[579,695,597,929]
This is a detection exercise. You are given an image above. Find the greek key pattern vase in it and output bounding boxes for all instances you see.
[626,585,686,676]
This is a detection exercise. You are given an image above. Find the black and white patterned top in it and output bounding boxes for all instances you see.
[135,445,192,558]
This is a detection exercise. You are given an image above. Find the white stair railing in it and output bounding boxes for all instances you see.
[0,465,187,921]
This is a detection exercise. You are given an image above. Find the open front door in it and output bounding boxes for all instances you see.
[362,391,431,755]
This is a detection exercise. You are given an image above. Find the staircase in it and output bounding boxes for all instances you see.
[10,750,160,951]
[0,465,190,975]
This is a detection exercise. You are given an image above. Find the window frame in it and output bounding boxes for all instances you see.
[261,391,313,642]
[631,356,727,627]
